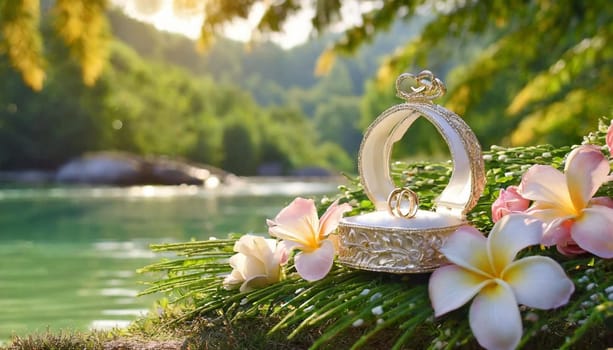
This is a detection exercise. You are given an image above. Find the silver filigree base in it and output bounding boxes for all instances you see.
[336,220,463,273]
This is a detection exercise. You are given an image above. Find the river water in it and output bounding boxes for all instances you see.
[0,179,339,341]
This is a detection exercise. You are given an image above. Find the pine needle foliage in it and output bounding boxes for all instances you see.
[139,119,613,349]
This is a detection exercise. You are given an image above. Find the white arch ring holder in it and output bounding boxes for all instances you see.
[337,71,486,273]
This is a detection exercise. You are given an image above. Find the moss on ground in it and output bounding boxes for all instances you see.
[3,309,611,350]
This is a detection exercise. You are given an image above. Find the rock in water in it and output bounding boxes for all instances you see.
[55,152,142,185]
[55,152,232,186]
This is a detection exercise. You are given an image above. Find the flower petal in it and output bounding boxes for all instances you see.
[571,205,613,258]
[564,145,610,210]
[326,233,342,253]
[271,197,319,230]
[278,239,300,253]
[589,196,613,209]
[269,225,316,249]
[524,202,573,224]
[234,236,276,268]
[429,265,492,317]
[268,198,319,248]
[556,239,587,256]
[503,256,574,309]
[241,275,273,293]
[469,282,522,350]
[540,217,574,247]
[294,239,335,281]
[537,218,586,255]
[275,241,289,265]
[223,269,244,290]
[440,226,492,277]
[491,186,530,222]
[229,254,265,281]
[318,199,352,238]
[487,214,543,275]
[518,165,574,213]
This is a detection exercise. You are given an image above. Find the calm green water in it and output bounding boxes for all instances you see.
[0,179,338,341]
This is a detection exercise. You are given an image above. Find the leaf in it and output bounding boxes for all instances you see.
[0,0,46,90]
[314,48,336,76]
[507,28,610,115]
[53,0,111,85]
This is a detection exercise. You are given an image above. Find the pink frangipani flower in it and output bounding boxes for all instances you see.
[491,186,530,222]
[267,198,351,281]
[518,145,613,258]
[429,215,574,350]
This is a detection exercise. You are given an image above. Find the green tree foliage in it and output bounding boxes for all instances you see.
[0,0,46,90]
[262,106,353,174]
[313,95,362,158]
[0,21,111,168]
[0,13,348,175]
[115,0,610,149]
[53,0,110,85]
[221,123,258,175]
[334,1,613,148]
[0,0,112,90]
[102,41,220,162]
[4,1,608,171]
[105,9,384,170]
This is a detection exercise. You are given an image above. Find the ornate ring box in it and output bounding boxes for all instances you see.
[337,71,486,273]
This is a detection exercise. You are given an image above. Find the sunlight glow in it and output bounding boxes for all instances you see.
[112,0,203,39]
[111,0,313,49]
[111,0,373,49]
[89,320,133,330]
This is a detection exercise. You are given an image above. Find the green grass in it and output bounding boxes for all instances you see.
[3,331,109,350]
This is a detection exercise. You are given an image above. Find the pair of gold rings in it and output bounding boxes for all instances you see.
[387,187,419,218]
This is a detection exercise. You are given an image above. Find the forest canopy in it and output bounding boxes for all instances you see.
[0,0,611,174]
[0,8,354,174]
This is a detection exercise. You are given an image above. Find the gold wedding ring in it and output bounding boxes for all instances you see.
[387,187,419,218]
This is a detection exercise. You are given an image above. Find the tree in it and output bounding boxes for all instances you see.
[313,95,362,158]
[0,0,109,90]
[0,17,329,174]
[3,1,611,148]
[221,123,258,175]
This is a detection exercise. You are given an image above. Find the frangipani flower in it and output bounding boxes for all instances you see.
[223,234,287,292]
[491,186,530,222]
[429,215,574,350]
[518,145,613,258]
[267,198,351,281]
